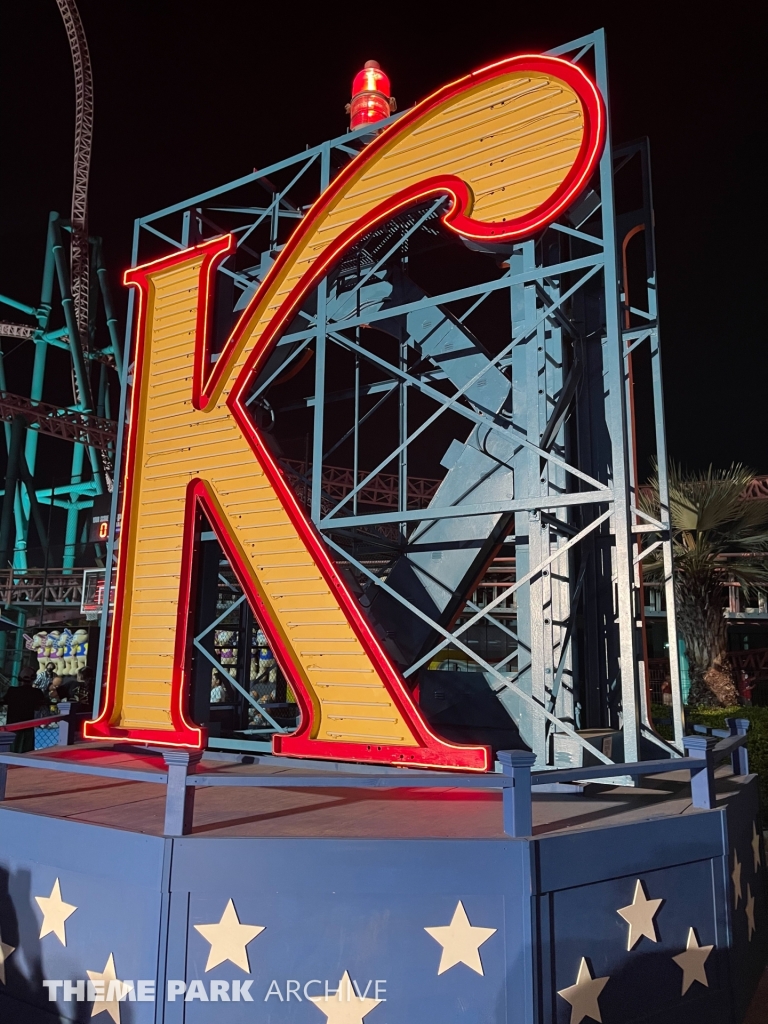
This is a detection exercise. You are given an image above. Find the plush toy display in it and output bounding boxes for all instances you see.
[23,627,89,677]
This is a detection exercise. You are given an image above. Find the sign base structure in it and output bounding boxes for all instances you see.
[0,751,765,1024]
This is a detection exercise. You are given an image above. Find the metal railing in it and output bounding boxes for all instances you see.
[0,570,84,606]
[0,719,751,839]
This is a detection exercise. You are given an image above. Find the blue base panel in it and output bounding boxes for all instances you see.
[0,778,765,1023]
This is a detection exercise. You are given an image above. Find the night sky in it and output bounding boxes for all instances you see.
[1,1,765,473]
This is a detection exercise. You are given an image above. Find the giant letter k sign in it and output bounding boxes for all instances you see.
[85,53,604,768]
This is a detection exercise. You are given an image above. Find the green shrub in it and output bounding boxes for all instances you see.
[685,706,768,809]
[649,705,768,806]
[650,704,674,741]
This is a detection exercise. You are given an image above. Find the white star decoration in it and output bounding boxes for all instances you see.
[193,899,265,972]
[87,953,132,1024]
[752,823,762,872]
[424,901,496,975]
[746,884,756,941]
[732,850,742,909]
[308,970,383,1023]
[557,957,609,1024]
[0,928,15,985]
[35,878,77,945]
[672,927,713,995]
[617,880,662,950]
[11,856,758,1020]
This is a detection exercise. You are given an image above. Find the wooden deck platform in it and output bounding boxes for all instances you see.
[0,742,747,840]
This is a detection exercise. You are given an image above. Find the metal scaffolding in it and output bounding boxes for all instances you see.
[0,215,122,572]
[0,0,123,687]
[103,29,683,766]
[0,218,122,683]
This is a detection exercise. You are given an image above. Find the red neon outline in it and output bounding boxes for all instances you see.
[84,236,233,748]
[87,52,604,768]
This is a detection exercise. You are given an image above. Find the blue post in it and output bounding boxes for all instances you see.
[0,731,13,800]
[684,734,718,809]
[497,750,536,837]
[56,702,73,746]
[726,717,750,775]
[163,751,203,836]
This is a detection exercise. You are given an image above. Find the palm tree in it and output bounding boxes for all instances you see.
[642,464,768,707]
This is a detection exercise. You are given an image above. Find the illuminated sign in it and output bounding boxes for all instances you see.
[81,568,116,619]
[88,493,119,544]
[85,54,604,765]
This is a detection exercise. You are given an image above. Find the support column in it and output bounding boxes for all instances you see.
[163,751,203,837]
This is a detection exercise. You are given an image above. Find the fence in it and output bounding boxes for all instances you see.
[0,717,751,839]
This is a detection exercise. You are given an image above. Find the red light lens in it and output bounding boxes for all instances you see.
[350,92,391,130]
[350,62,392,131]
[351,67,391,98]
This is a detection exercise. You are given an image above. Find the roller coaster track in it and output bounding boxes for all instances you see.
[0,391,116,450]
[55,0,93,405]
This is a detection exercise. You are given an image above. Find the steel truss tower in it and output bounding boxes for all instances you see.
[0,214,123,569]
[0,216,122,677]
[101,30,684,766]
[0,0,123,687]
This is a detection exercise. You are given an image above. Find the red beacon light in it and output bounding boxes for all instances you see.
[347,60,397,131]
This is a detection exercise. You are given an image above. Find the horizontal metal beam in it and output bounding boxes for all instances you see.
[320,489,614,530]
[0,390,116,450]
[138,115,402,227]
[278,253,605,347]
[0,752,167,784]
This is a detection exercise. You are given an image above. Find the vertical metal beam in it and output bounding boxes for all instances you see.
[594,29,640,762]
[540,255,574,732]
[510,241,544,760]
[94,239,124,378]
[0,350,29,571]
[353,351,360,517]
[398,338,408,537]
[310,278,328,526]
[50,213,92,412]
[93,219,137,715]
[63,442,85,571]
[9,609,27,687]
[0,417,25,569]
[650,328,684,751]
[636,138,684,752]
[308,142,333,526]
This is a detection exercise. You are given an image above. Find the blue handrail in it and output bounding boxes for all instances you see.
[0,717,750,838]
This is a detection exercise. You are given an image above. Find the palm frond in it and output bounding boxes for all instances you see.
[667,463,755,532]
[732,500,768,530]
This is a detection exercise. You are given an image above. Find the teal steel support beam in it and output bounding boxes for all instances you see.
[19,333,50,543]
[0,417,25,569]
[50,213,92,412]
[94,238,123,378]
[62,442,86,571]
[0,350,29,571]
[0,294,36,316]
